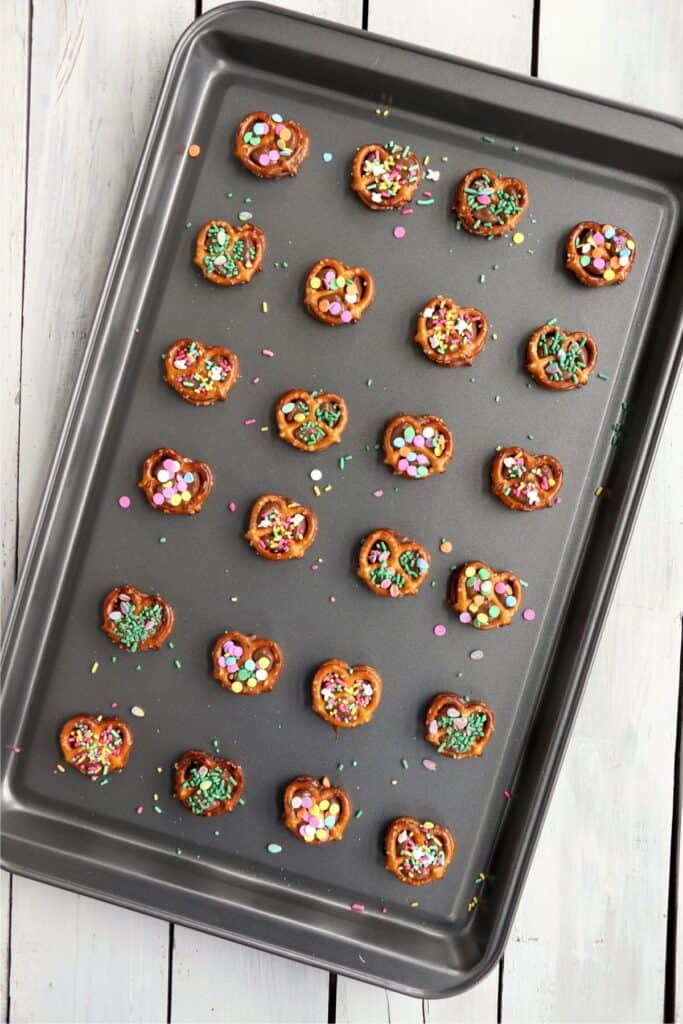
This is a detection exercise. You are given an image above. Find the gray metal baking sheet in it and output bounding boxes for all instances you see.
[2,2,682,998]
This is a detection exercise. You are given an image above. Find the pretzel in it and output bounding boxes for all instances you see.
[414,295,489,366]
[565,221,636,287]
[275,388,348,452]
[163,339,239,405]
[194,220,265,285]
[384,817,456,886]
[449,561,522,629]
[382,412,454,479]
[303,257,375,326]
[174,749,244,816]
[139,447,213,515]
[282,775,352,843]
[245,494,318,560]
[311,659,383,729]
[350,141,422,210]
[234,110,310,179]
[59,714,133,778]
[526,323,598,389]
[452,167,528,236]
[425,693,495,760]
[357,528,431,598]
[102,584,174,652]
[490,446,563,511]
[212,630,284,695]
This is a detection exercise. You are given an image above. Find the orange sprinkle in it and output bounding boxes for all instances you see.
[187,143,201,158]
[439,540,453,554]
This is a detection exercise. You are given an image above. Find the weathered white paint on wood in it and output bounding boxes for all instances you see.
[500,3,683,1018]
[0,871,10,1021]
[9,877,169,1024]
[170,929,329,1023]
[7,3,193,1023]
[203,0,364,26]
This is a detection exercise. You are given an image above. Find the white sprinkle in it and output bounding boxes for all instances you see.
[310,469,323,482]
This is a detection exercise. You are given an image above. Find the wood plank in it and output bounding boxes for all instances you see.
[9,3,194,1023]
[9,877,168,1024]
[501,3,683,1019]
[0,872,10,1022]
[0,0,28,629]
[336,2,533,1017]
[204,0,363,24]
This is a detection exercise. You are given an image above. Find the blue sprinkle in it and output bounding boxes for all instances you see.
[322,152,333,163]
[267,843,282,854]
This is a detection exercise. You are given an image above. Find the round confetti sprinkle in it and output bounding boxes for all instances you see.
[433,624,447,637]
[310,469,323,482]
[523,608,536,621]
[322,152,333,162]
[373,489,383,498]
[187,143,201,158]
[422,758,437,771]
[512,232,525,244]
[351,902,365,912]
[228,502,237,512]
[118,495,131,509]
[439,539,453,554]
[130,705,145,717]
[267,843,282,854]
[393,225,406,239]
[470,649,484,660]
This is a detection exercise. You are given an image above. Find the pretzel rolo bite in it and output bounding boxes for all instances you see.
[414,296,489,367]
[139,447,213,515]
[245,494,318,560]
[194,220,265,286]
[311,659,383,729]
[384,817,456,886]
[163,339,239,405]
[275,388,348,452]
[526,323,598,389]
[350,141,422,210]
[303,257,375,326]
[282,775,352,843]
[234,110,310,179]
[212,630,284,694]
[425,693,495,760]
[565,221,636,287]
[174,749,244,816]
[449,561,522,629]
[358,528,431,598]
[102,584,174,652]
[452,167,528,236]
[59,715,133,778]
[383,413,453,479]
[490,446,563,511]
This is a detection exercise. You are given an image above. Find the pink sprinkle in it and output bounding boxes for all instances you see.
[262,348,274,357]
[244,418,256,426]
[351,902,365,913]
[401,208,414,215]
[373,489,383,498]
[252,376,260,384]
[393,225,406,239]
[136,806,143,815]
[329,595,336,603]
[433,624,447,637]
[111,702,118,709]
[380,906,388,914]
[504,790,516,800]
[422,758,437,771]
[11,746,22,753]
[118,495,131,509]
[228,502,237,512]
[523,609,536,621]
[310,564,319,572]
[423,190,433,198]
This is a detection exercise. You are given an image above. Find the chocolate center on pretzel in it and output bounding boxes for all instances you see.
[146,453,204,510]
[422,301,484,358]
[356,142,421,206]
[573,224,635,282]
[318,670,375,726]
[308,266,370,322]
[201,223,258,280]
[388,420,449,478]
[167,342,235,399]
[289,787,344,843]
[394,823,449,882]
[280,395,344,447]
[427,705,490,756]
[462,172,524,228]
[255,501,312,555]
[106,592,164,652]
[241,114,301,171]
[535,327,592,386]
[366,539,429,597]
[216,639,277,693]
[180,759,241,815]
[63,719,127,777]
[498,451,559,507]
[459,565,517,627]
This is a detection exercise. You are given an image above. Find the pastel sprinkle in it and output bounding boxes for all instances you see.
[322,152,333,162]
[433,624,447,637]
[422,758,437,771]
[470,649,484,661]
[351,902,365,913]
[393,225,406,239]
[262,348,274,357]
[228,502,237,512]
[130,705,145,717]
[512,232,525,244]
[267,843,283,854]
[187,143,201,157]
[523,609,536,621]
[90,661,99,675]
[118,495,131,509]
[244,418,256,426]
[373,489,383,498]
[136,805,143,815]
[310,469,323,482]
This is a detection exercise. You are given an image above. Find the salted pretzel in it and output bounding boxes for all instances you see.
[194,220,265,285]
[163,339,239,405]
[303,257,375,325]
[357,528,431,598]
[490,446,563,511]
[282,775,352,844]
[59,714,133,778]
[452,167,528,236]
[449,561,522,629]
[275,388,348,452]
[234,110,310,179]
[212,630,284,695]
[425,693,495,760]
[311,659,383,729]
[139,447,213,515]
[102,584,174,652]
[565,221,636,287]
[526,323,598,389]
[174,749,244,816]
[384,817,456,886]
[350,141,422,210]
[382,412,453,479]
[414,296,489,366]
[245,494,318,560]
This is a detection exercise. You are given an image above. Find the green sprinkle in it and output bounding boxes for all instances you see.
[495,394,501,403]
[354,810,364,819]
[547,317,558,326]
[184,221,192,229]
[482,135,496,143]
[416,198,435,205]
[244,196,252,203]
[479,274,486,283]
[238,797,246,806]
[492,264,500,270]
[282,260,288,268]
[401,758,409,769]
[226,192,233,198]
[111,655,117,664]
[159,536,166,543]
[512,144,520,152]
[168,642,175,649]
[597,372,609,380]
[338,457,345,470]
[351,760,358,767]
[366,378,373,387]
[154,806,162,814]
[176,848,182,855]
[174,659,182,669]
[469,376,476,383]
[337,762,344,771]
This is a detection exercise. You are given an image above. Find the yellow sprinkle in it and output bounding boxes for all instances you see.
[260,425,269,432]
[492,332,498,340]
[231,681,244,693]
[230,596,238,603]
[90,661,99,674]
[156,766,164,773]
[153,793,159,800]
[391,779,397,785]
[410,900,419,907]
[56,764,65,773]
[374,107,381,115]
[323,484,332,493]
[261,301,268,313]
[423,154,430,165]
[594,486,604,497]
[309,275,321,289]
[423,820,435,829]
[441,155,448,162]
[512,232,525,244]
[603,268,616,282]
[382,109,390,117]
[130,705,145,718]
[313,485,321,497]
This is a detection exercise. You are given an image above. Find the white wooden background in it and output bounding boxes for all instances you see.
[1,1,682,1021]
